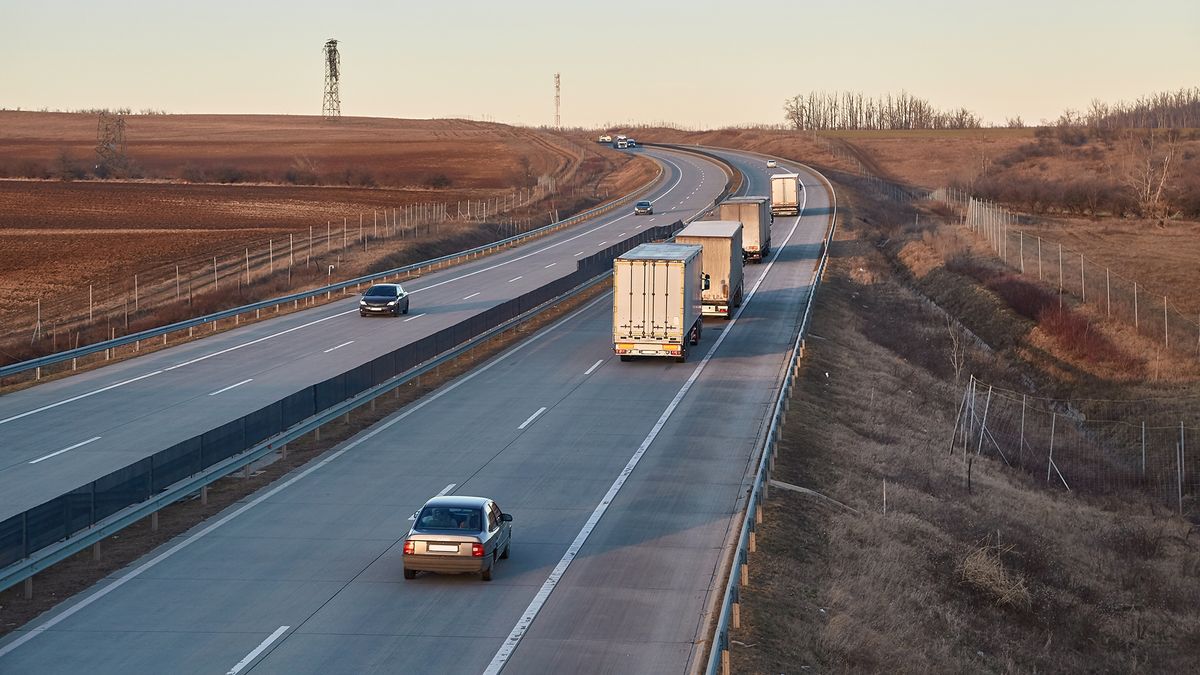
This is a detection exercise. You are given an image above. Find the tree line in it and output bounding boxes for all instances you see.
[782,90,983,131]
[1056,87,1200,130]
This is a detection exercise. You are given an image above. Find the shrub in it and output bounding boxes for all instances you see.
[424,172,452,189]
[984,275,1056,321]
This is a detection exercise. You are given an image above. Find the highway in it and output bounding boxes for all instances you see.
[0,147,721,523]
[0,147,834,673]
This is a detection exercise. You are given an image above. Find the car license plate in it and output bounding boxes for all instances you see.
[428,543,458,553]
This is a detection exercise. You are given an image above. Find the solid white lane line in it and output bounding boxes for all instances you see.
[226,625,290,675]
[583,359,604,376]
[208,379,253,396]
[323,341,354,353]
[463,292,481,300]
[28,436,101,464]
[403,313,427,322]
[544,262,557,269]
[484,183,812,674]
[507,276,523,283]
[0,370,163,427]
[517,407,547,430]
[164,309,359,372]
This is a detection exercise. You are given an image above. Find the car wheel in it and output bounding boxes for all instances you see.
[403,568,416,580]
[481,556,494,581]
[402,305,409,315]
[500,542,510,560]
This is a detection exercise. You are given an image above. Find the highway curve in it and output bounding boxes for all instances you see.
[0,147,834,674]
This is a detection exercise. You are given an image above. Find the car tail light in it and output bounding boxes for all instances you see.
[471,543,484,557]
[403,540,415,555]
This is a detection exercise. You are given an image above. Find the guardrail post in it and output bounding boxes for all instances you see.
[731,586,741,629]
[24,576,33,600]
[749,521,757,553]
[739,549,748,586]
[92,541,102,561]
[721,637,731,675]
[315,426,321,442]
[151,511,159,531]
[200,485,209,505]
[36,367,41,380]
[280,443,288,459]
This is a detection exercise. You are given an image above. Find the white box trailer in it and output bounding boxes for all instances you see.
[770,173,802,217]
[613,243,705,362]
[675,220,744,319]
[718,196,772,263]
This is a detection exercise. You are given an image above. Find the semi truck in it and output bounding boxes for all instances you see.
[770,173,802,217]
[718,196,772,263]
[613,243,705,363]
[674,221,744,319]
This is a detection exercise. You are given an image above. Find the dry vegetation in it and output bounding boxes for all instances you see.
[729,188,1200,672]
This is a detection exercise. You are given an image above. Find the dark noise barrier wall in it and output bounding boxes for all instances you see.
[0,221,684,570]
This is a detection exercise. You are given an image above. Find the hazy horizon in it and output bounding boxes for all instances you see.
[4,0,1198,129]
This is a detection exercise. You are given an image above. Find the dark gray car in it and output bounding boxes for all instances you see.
[359,283,409,316]
[403,496,512,581]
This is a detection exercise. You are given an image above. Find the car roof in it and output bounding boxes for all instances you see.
[366,283,403,290]
[420,495,491,509]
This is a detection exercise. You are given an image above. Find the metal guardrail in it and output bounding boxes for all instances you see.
[702,163,839,675]
[0,165,665,381]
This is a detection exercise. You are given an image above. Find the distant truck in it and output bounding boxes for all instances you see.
[718,196,772,263]
[613,243,705,362]
[674,221,744,319]
[770,173,802,217]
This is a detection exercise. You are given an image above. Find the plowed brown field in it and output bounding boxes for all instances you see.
[0,113,646,340]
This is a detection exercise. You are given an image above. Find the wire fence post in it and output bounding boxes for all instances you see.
[213,256,218,291]
[1058,244,1064,309]
[1134,281,1139,329]
[1163,297,1169,348]
[1037,237,1043,280]
[133,274,138,312]
[1019,231,1024,274]
[1142,421,1147,477]
[1047,414,1057,483]
[1019,394,1027,466]
[1080,253,1085,304]
[89,284,94,322]
[1178,422,1185,515]
[1106,268,1111,317]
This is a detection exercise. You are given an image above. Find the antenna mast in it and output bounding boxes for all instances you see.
[554,73,561,128]
[323,39,341,120]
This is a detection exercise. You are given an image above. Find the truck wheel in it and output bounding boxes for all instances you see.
[620,355,632,362]
[675,346,688,363]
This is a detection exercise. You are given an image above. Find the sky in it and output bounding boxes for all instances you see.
[3,0,1198,128]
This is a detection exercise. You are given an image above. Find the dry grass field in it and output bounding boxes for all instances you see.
[728,183,1200,673]
[0,112,652,358]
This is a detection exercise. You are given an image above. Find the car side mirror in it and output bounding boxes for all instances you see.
[702,273,711,291]
[501,513,513,522]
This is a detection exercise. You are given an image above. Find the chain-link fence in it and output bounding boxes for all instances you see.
[951,376,1197,514]
[927,191,1200,361]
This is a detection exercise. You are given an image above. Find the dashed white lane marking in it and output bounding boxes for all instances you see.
[403,313,427,322]
[208,378,253,396]
[574,251,585,256]
[164,309,359,372]
[544,262,557,269]
[583,359,604,376]
[410,483,459,519]
[517,407,547,430]
[508,276,523,283]
[598,241,607,246]
[226,625,290,675]
[323,341,354,353]
[29,436,101,464]
[0,370,163,427]
[463,292,481,300]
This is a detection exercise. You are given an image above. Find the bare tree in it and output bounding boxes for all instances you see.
[1122,129,1179,219]
[947,316,968,386]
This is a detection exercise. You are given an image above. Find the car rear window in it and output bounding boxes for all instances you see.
[417,506,482,531]
[365,285,398,297]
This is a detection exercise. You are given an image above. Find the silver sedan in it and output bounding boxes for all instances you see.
[403,496,512,581]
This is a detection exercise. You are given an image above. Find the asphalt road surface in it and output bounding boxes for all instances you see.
[0,147,834,674]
